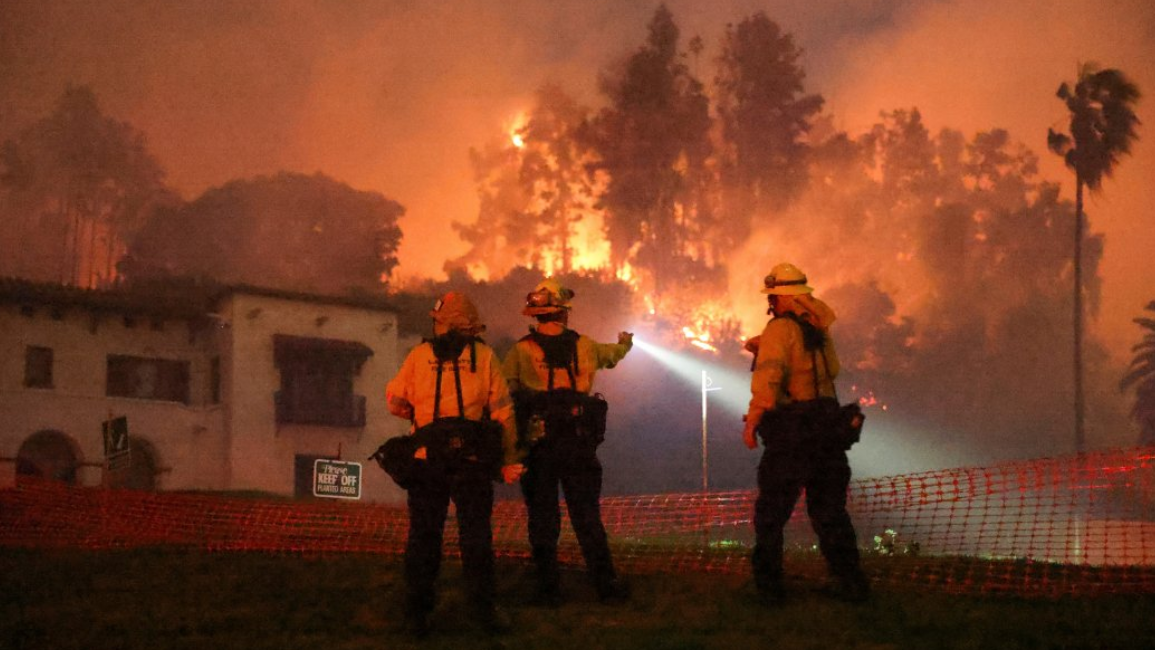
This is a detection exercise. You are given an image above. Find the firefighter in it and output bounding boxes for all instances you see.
[742,263,870,605]
[385,291,525,637]
[503,278,633,606]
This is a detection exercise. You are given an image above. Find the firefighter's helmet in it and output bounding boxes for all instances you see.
[761,263,814,295]
[430,291,485,334]
[523,278,575,316]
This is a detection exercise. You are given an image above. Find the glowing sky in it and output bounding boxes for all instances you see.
[2,0,1151,359]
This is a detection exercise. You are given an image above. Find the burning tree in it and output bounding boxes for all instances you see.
[0,85,169,287]
[715,11,824,235]
[447,84,604,280]
[443,7,1129,462]
[779,110,1112,456]
[584,4,713,300]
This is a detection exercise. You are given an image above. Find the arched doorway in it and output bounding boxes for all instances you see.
[16,430,80,485]
[121,438,159,491]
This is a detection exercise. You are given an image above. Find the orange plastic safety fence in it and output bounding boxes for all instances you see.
[2,447,1154,597]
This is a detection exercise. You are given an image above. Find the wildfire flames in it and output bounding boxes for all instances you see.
[495,109,885,421]
[850,385,887,411]
[682,326,718,353]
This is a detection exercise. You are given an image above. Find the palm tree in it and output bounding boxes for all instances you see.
[1047,63,1141,452]
[1121,301,1155,446]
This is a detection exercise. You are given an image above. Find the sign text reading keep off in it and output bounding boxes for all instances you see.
[313,459,362,500]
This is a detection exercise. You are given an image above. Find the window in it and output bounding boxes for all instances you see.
[273,335,371,428]
[107,355,191,404]
[293,454,322,499]
[24,346,54,389]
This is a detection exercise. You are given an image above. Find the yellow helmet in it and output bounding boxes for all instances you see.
[761,263,814,295]
[522,278,575,316]
[430,291,485,334]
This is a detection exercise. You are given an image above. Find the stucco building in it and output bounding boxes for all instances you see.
[0,277,417,503]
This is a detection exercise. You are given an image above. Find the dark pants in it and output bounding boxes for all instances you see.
[520,437,617,592]
[752,404,863,591]
[405,469,495,617]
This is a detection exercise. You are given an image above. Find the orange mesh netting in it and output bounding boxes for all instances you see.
[2,446,1154,597]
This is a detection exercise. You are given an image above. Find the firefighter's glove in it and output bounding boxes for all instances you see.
[501,463,526,484]
[387,395,415,421]
[742,412,761,450]
[618,331,634,349]
[743,335,761,356]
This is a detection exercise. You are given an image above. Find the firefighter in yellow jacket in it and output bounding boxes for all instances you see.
[742,263,869,605]
[385,291,524,637]
[503,279,632,605]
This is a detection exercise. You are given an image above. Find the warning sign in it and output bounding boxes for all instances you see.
[312,459,362,500]
[102,416,131,471]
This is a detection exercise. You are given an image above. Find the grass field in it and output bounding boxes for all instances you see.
[3,548,1155,650]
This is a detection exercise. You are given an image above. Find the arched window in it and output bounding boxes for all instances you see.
[16,430,80,485]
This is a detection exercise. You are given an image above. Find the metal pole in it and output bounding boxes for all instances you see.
[701,371,722,492]
[702,370,708,492]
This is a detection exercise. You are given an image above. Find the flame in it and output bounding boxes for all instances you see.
[850,385,888,411]
[507,111,528,149]
[690,340,718,352]
[682,325,719,353]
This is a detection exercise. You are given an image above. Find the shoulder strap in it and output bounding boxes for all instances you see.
[432,354,467,419]
[813,348,839,402]
[452,358,465,416]
[531,329,579,391]
[778,312,836,401]
[780,312,825,352]
[433,360,444,419]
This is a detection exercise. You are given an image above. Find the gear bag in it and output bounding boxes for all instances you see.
[415,417,502,477]
[370,435,427,490]
[515,330,609,447]
[515,388,608,446]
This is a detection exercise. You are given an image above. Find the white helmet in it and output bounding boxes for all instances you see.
[761,263,814,295]
[522,278,575,316]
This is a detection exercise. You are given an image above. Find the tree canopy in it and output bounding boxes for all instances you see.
[0,85,169,287]
[1121,301,1155,446]
[122,171,404,295]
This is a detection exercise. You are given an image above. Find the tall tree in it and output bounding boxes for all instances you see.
[0,85,168,287]
[783,111,1106,460]
[584,4,711,296]
[715,12,823,233]
[450,136,534,279]
[122,172,404,294]
[1121,301,1155,446]
[448,84,597,280]
[1047,63,1141,452]
[514,84,599,275]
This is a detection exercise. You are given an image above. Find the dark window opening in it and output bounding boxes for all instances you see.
[118,438,159,491]
[274,335,371,428]
[107,355,190,404]
[294,454,323,499]
[24,346,54,389]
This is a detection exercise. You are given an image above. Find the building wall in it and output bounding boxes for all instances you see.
[1,289,410,503]
[216,292,408,503]
[0,302,226,490]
